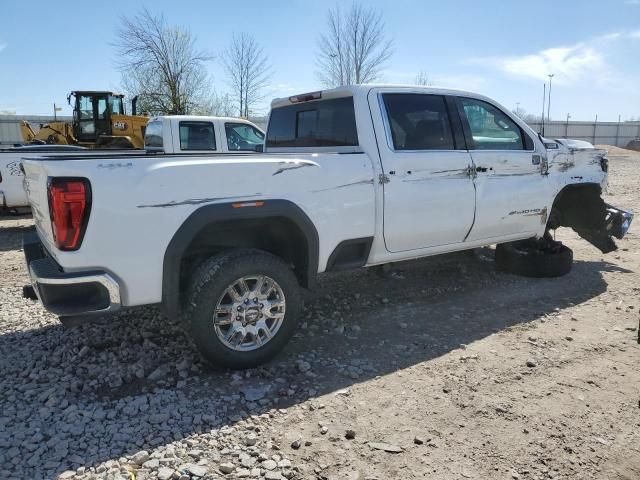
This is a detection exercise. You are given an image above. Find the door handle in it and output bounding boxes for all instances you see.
[475,166,488,173]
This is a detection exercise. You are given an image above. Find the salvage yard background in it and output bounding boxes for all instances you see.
[0,146,639,480]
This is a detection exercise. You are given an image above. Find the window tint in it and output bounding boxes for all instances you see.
[144,120,163,149]
[179,121,216,150]
[225,123,265,151]
[266,97,358,148]
[460,98,526,150]
[382,94,455,150]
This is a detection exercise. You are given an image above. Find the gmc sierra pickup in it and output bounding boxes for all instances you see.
[21,85,633,368]
[1,116,264,211]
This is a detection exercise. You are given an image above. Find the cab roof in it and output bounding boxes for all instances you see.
[270,84,484,109]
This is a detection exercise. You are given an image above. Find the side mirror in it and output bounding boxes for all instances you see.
[255,144,264,153]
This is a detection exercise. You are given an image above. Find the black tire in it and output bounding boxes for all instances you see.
[185,249,302,369]
[495,239,573,278]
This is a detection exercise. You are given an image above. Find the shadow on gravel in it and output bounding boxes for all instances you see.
[0,250,616,477]
[0,224,32,252]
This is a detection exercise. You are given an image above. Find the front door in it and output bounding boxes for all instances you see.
[455,96,548,241]
[370,90,476,252]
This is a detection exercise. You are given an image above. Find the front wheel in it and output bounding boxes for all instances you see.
[185,249,302,369]
[495,237,573,278]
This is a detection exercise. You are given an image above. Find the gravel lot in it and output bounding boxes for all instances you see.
[1,147,639,480]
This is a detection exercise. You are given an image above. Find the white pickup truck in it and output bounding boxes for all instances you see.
[1,116,264,212]
[21,85,632,368]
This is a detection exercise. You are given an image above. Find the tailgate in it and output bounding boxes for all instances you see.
[22,159,56,251]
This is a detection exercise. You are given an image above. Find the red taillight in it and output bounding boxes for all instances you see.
[47,178,91,251]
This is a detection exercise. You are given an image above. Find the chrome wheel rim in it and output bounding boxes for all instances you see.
[213,275,286,351]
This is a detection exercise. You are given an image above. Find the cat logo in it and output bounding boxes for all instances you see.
[113,121,128,130]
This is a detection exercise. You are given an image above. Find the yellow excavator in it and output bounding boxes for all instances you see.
[20,91,147,149]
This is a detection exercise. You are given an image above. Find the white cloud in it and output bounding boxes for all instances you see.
[0,43,6,53]
[624,0,640,5]
[631,30,640,39]
[469,43,606,85]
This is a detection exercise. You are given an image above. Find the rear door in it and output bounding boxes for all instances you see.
[370,90,476,252]
[455,96,547,241]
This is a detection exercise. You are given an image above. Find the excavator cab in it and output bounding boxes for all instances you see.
[70,91,124,143]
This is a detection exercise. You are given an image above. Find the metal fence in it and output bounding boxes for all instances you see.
[526,120,640,148]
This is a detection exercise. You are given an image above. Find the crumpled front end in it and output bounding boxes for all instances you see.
[545,139,633,253]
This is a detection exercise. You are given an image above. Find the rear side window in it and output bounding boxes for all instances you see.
[266,97,358,148]
[383,94,455,150]
[225,123,265,151]
[144,120,163,149]
[459,98,528,150]
[179,121,216,150]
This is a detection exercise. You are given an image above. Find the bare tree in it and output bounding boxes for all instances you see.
[316,3,393,87]
[223,33,271,118]
[191,90,236,117]
[414,71,432,86]
[114,8,213,115]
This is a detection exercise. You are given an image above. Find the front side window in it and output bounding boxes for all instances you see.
[382,94,455,150]
[266,96,358,148]
[179,121,216,150]
[144,120,163,149]
[460,98,525,150]
[225,123,265,151]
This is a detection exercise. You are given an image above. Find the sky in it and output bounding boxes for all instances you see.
[0,0,639,121]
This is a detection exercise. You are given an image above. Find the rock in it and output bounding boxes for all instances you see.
[291,438,302,449]
[187,464,209,477]
[142,458,160,469]
[158,467,174,480]
[296,360,311,372]
[320,426,328,435]
[265,472,283,480]
[345,429,356,440]
[147,365,168,381]
[414,436,425,445]
[240,384,271,402]
[262,459,277,470]
[565,336,574,341]
[149,413,170,424]
[219,462,235,474]
[278,459,292,468]
[526,359,537,368]
[59,472,76,479]
[131,450,150,465]
[244,433,258,446]
[368,442,404,453]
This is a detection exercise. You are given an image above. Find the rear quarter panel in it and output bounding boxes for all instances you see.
[27,153,376,307]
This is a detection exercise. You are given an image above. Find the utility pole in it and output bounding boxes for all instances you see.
[616,114,621,147]
[515,102,521,117]
[547,73,554,123]
[593,114,598,145]
[541,83,546,135]
[565,113,571,138]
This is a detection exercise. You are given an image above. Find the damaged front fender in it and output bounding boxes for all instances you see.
[547,184,633,253]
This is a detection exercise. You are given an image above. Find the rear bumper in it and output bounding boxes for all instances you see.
[23,230,121,316]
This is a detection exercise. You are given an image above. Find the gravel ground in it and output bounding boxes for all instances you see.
[1,147,639,480]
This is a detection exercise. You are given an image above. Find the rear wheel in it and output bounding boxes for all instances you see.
[185,249,302,369]
[495,236,573,278]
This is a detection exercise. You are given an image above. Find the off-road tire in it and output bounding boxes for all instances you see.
[185,249,302,369]
[495,239,573,278]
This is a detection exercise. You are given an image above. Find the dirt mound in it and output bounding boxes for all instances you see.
[625,139,640,152]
